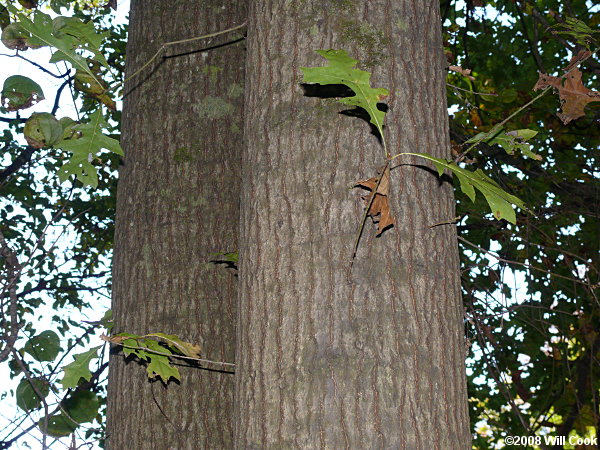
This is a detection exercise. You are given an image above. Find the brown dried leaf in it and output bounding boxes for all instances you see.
[448,65,475,80]
[533,51,600,124]
[355,166,395,236]
[100,333,127,344]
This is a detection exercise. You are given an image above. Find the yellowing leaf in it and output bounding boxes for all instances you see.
[147,333,201,358]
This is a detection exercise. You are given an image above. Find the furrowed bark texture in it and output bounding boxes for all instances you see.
[106,1,246,448]
[235,0,471,448]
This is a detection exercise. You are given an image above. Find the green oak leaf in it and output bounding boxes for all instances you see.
[63,390,99,423]
[122,338,149,360]
[24,330,61,362]
[1,75,44,111]
[146,352,181,383]
[16,377,49,412]
[301,49,389,139]
[60,346,100,389]
[55,109,123,188]
[405,153,528,224]
[15,10,104,89]
[466,128,541,160]
[52,16,109,68]
[38,414,77,437]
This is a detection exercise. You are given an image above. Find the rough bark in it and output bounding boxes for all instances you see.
[106,1,245,448]
[235,0,471,448]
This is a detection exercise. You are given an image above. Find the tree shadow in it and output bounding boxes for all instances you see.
[300,83,388,145]
[124,37,246,98]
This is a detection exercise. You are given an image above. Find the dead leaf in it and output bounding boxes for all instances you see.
[449,65,475,80]
[100,333,127,344]
[355,166,395,236]
[470,109,483,127]
[533,50,600,124]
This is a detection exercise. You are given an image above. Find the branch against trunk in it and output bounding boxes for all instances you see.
[235,0,471,448]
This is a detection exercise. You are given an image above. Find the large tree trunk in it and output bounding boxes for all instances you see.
[235,0,471,448]
[106,1,246,448]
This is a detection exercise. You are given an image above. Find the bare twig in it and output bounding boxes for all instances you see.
[11,349,48,450]
[446,82,498,96]
[458,236,598,289]
[0,53,68,79]
[121,21,247,87]
[0,231,21,363]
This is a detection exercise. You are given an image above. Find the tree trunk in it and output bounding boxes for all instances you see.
[106,1,246,448]
[235,1,471,448]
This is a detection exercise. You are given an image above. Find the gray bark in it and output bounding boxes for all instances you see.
[106,1,246,448]
[235,0,471,448]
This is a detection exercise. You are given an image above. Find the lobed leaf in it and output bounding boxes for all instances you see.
[60,346,100,389]
[466,128,541,160]
[146,352,181,383]
[405,153,528,224]
[15,10,106,89]
[301,49,389,138]
[56,109,123,188]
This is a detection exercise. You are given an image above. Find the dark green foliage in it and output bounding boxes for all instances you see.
[444,0,599,446]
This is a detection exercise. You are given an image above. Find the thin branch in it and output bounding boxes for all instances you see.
[446,82,498,96]
[516,4,545,72]
[11,349,48,450]
[0,231,21,363]
[0,361,108,448]
[0,53,67,79]
[467,302,543,442]
[51,75,74,115]
[0,116,27,124]
[121,21,247,87]
[457,236,598,288]
[0,146,35,185]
